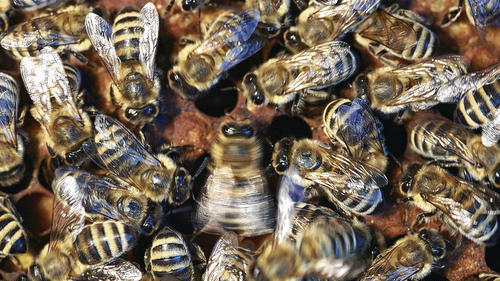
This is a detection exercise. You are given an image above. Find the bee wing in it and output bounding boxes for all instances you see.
[418,122,478,166]
[0,73,19,148]
[75,258,142,281]
[304,151,387,215]
[385,56,468,107]
[20,46,82,126]
[83,114,162,189]
[283,41,356,94]
[312,0,380,39]
[467,0,500,28]
[139,2,159,83]
[194,9,260,57]
[217,35,266,74]
[85,12,122,86]
[357,9,417,53]
[482,109,500,147]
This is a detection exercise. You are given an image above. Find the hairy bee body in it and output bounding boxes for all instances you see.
[465,273,500,281]
[360,230,446,281]
[244,0,291,38]
[409,118,500,189]
[145,226,194,281]
[455,80,500,147]
[401,164,500,245]
[0,73,26,187]
[0,195,28,258]
[194,121,275,237]
[354,4,437,66]
[1,5,91,59]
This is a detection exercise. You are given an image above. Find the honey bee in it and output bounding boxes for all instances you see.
[244,0,292,38]
[30,174,140,281]
[194,121,275,237]
[455,79,500,147]
[82,113,192,205]
[400,164,500,245]
[75,258,143,281]
[54,166,163,235]
[464,273,500,281]
[354,4,438,66]
[0,72,27,188]
[360,229,446,281]
[85,3,161,128]
[243,41,357,108]
[322,97,388,172]
[144,225,196,281]
[441,0,500,28]
[0,193,28,260]
[353,55,468,114]
[168,9,265,99]
[1,5,92,61]
[20,47,93,165]
[203,233,254,281]
[283,0,380,53]
[409,117,500,189]
[272,138,387,215]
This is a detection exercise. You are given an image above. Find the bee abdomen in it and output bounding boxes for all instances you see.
[63,63,81,94]
[148,226,193,281]
[113,8,143,62]
[0,207,27,255]
[455,80,500,128]
[322,98,351,140]
[74,221,139,265]
[402,23,436,60]
[0,73,18,120]
[410,120,464,160]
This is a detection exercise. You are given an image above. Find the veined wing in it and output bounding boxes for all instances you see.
[0,73,19,148]
[139,2,159,83]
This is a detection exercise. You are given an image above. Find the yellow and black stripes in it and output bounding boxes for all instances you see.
[0,198,27,256]
[113,7,144,62]
[63,63,81,94]
[455,80,500,128]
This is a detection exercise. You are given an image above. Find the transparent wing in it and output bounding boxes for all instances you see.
[83,114,161,189]
[75,258,142,281]
[283,41,356,94]
[0,73,19,148]
[218,35,266,74]
[20,46,81,126]
[85,13,121,85]
[482,109,500,147]
[468,0,500,27]
[194,9,260,57]
[139,2,159,83]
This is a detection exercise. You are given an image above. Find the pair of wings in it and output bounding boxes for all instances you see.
[85,2,159,87]
[382,55,469,108]
[0,73,19,148]
[20,46,82,126]
[83,113,164,191]
[74,258,142,281]
[306,0,381,39]
[279,41,357,94]
[194,9,265,77]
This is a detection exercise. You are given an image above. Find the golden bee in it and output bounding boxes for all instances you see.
[354,4,438,66]
[441,0,500,28]
[20,47,93,165]
[85,2,161,128]
[283,0,380,53]
[244,0,292,38]
[0,72,27,188]
[194,121,275,237]
[243,41,357,108]
[1,4,92,62]
[353,55,468,114]
[360,229,446,281]
[54,166,163,235]
[400,164,500,245]
[168,9,265,99]
[455,79,499,147]
[203,233,254,281]
[30,174,141,281]
[323,97,388,172]
[82,113,192,205]
[408,117,500,189]
[272,138,387,215]
[144,225,200,281]
[0,193,28,260]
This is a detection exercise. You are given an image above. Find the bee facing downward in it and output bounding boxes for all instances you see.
[85,2,161,128]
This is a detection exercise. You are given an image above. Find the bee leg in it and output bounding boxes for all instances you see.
[366,43,398,67]
[17,105,28,127]
[178,36,198,46]
[166,0,175,12]
[46,144,56,157]
[411,211,437,231]
[440,0,464,27]
[291,92,306,116]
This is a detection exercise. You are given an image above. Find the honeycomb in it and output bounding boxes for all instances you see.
[0,0,499,280]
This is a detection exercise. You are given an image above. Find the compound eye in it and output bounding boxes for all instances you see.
[495,171,500,185]
[251,91,265,105]
[275,155,289,173]
[241,126,254,138]
[182,0,198,10]
[400,179,412,194]
[142,104,158,117]
[125,108,138,120]
[222,124,238,137]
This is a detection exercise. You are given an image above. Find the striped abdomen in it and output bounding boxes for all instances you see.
[63,63,81,95]
[0,72,19,139]
[74,221,139,265]
[113,7,143,62]
[409,119,469,161]
[322,98,351,141]
[203,236,251,281]
[398,18,436,60]
[146,226,193,281]
[455,80,500,128]
[477,273,500,281]
[0,199,27,256]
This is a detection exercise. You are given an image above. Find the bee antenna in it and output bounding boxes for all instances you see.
[166,0,175,12]
[389,153,402,172]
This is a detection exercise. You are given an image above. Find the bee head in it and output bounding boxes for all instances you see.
[141,200,163,235]
[124,102,159,123]
[167,70,200,99]
[399,164,421,195]
[243,72,265,106]
[181,0,202,11]
[221,122,255,138]
[353,73,371,102]
[31,251,71,281]
[167,167,192,206]
[283,30,306,52]
[418,229,446,260]
[257,22,281,38]
[142,168,171,202]
[272,138,293,173]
